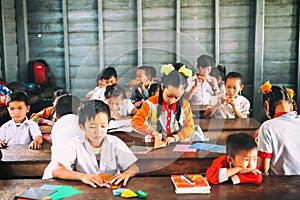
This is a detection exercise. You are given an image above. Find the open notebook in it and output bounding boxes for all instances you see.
[108,119,133,133]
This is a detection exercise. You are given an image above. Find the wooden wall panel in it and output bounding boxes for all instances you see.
[264,0,298,89]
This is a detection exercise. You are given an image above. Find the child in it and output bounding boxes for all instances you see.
[206,133,262,185]
[104,84,138,120]
[257,82,300,175]
[185,55,219,105]
[43,100,139,188]
[0,91,43,149]
[89,67,118,101]
[210,64,226,95]
[204,72,250,119]
[29,89,68,133]
[128,65,156,108]
[131,64,195,144]
[86,71,106,99]
[51,94,82,146]
[148,82,160,97]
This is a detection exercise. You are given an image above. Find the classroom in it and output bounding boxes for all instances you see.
[1,0,300,199]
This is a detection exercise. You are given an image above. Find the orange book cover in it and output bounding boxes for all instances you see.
[171,174,211,194]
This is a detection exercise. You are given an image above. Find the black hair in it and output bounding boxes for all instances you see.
[52,89,69,101]
[263,85,295,118]
[225,72,244,85]
[156,69,188,133]
[226,133,257,158]
[104,84,126,99]
[55,94,81,118]
[197,55,215,68]
[6,91,29,106]
[78,100,111,126]
[137,65,155,79]
[149,82,161,97]
[101,67,118,80]
[173,63,191,79]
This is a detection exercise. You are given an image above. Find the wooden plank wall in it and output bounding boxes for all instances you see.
[0,0,18,82]
[0,0,299,120]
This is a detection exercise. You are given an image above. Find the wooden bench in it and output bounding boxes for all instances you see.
[1,176,299,199]
[195,118,261,145]
[0,141,222,178]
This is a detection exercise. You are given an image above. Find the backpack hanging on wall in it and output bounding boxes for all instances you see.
[28,59,50,86]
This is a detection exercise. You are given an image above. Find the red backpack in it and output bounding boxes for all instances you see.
[28,59,50,86]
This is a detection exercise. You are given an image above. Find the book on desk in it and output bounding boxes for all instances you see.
[171,174,211,194]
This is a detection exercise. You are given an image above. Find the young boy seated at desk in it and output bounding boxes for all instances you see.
[43,100,139,188]
[29,89,68,133]
[206,133,262,185]
[0,91,43,149]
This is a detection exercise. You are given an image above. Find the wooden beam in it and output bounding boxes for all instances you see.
[62,0,70,91]
[297,0,300,111]
[176,0,181,63]
[137,0,142,66]
[98,0,104,70]
[253,0,265,121]
[215,0,220,65]
[16,0,29,82]
[0,0,6,81]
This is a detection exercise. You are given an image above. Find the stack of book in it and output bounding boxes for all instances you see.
[171,174,211,194]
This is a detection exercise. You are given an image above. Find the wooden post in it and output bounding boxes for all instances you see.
[16,0,29,82]
[176,0,181,63]
[137,0,143,66]
[62,0,70,91]
[215,0,220,65]
[253,0,265,121]
[98,0,104,71]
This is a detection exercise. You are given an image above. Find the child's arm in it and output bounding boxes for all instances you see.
[258,157,271,174]
[131,101,152,134]
[204,96,221,118]
[228,98,249,118]
[30,107,55,123]
[52,162,108,188]
[230,168,262,184]
[176,101,195,141]
[29,135,43,149]
[184,78,200,100]
[109,163,139,186]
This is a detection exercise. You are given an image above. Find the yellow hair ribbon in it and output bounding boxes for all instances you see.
[286,88,295,99]
[178,65,192,78]
[260,81,272,94]
[161,64,175,76]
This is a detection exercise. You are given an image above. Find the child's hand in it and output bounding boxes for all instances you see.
[134,101,143,107]
[29,140,42,150]
[127,80,140,89]
[80,174,108,188]
[109,172,131,186]
[0,140,8,148]
[227,98,237,106]
[152,131,162,139]
[164,136,176,145]
[111,110,121,120]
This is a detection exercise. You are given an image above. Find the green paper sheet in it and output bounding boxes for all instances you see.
[48,185,82,200]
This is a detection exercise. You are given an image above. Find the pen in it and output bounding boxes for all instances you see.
[181,174,195,185]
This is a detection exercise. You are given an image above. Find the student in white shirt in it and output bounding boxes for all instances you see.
[43,100,139,188]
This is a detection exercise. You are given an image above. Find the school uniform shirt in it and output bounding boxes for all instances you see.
[206,155,262,185]
[131,95,194,141]
[117,99,136,116]
[257,111,300,175]
[186,75,219,105]
[51,114,83,147]
[0,117,42,145]
[42,134,137,179]
[89,86,106,101]
[208,95,250,118]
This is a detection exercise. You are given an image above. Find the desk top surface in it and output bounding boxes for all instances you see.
[195,118,261,131]
[1,176,299,200]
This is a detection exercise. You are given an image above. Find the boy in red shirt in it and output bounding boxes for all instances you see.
[206,133,262,184]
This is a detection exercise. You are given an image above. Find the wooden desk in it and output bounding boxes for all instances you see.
[134,142,222,176]
[0,141,51,178]
[0,141,222,178]
[195,118,261,145]
[1,176,300,200]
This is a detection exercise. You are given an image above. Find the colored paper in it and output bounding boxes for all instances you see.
[189,143,226,153]
[48,185,82,200]
[173,144,197,152]
[39,184,63,190]
[113,188,126,196]
[136,190,148,198]
[16,188,56,199]
[121,189,137,198]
